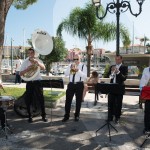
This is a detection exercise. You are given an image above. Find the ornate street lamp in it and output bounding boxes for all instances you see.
[146,43,150,54]
[92,0,145,55]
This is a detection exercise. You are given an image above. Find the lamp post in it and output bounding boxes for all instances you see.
[10,38,14,75]
[92,0,145,55]
[23,28,25,60]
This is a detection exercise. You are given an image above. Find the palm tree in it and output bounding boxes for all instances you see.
[56,3,130,76]
[122,34,131,54]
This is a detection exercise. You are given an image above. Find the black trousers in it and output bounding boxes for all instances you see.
[108,94,123,120]
[64,82,84,118]
[25,80,46,118]
[15,71,21,84]
[144,100,150,130]
[0,108,5,128]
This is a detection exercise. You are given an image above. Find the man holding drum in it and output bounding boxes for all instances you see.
[20,48,47,123]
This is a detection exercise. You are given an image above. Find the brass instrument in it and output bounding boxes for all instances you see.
[21,29,53,81]
[110,65,120,79]
[23,64,39,79]
[110,66,116,79]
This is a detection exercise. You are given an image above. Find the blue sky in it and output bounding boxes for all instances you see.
[5,0,150,52]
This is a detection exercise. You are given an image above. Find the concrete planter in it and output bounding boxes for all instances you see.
[45,91,65,108]
[45,95,65,108]
[2,74,15,82]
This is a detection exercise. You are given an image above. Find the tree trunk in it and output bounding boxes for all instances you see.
[46,63,50,76]
[86,45,93,77]
[0,0,13,81]
[86,34,93,77]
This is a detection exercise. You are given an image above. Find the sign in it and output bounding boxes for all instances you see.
[123,60,139,65]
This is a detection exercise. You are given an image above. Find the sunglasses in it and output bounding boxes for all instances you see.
[73,58,79,61]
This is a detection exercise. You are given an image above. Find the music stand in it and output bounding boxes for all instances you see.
[95,83,124,141]
[0,107,13,139]
[140,134,150,148]
[41,79,64,125]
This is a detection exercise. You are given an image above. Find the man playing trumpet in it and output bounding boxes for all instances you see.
[20,48,47,123]
[62,54,87,122]
[106,55,128,123]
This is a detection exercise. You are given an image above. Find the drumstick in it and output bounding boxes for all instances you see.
[0,85,6,93]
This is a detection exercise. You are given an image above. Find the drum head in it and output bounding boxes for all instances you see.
[0,96,14,101]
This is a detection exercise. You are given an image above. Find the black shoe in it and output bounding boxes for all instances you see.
[62,117,69,122]
[143,129,150,134]
[107,117,113,122]
[28,118,33,123]
[74,117,79,122]
[115,118,120,124]
[1,125,5,130]
[42,117,48,122]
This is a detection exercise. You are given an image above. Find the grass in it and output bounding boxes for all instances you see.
[0,87,65,102]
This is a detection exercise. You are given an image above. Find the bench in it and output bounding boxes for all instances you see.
[63,77,143,107]
[124,85,142,108]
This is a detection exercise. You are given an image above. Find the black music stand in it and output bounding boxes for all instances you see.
[0,108,13,139]
[41,79,64,125]
[95,83,124,141]
[140,134,150,148]
[41,79,64,89]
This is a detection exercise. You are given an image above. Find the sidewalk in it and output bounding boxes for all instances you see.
[0,82,149,149]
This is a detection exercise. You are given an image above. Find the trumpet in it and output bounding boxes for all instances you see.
[70,63,77,74]
[110,66,116,79]
[109,65,119,79]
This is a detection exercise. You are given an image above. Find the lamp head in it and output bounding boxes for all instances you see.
[92,0,101,7]
[146,43,150,47]
[136,0,145,4]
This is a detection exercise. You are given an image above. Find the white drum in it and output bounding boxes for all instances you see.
[0,96,14,108]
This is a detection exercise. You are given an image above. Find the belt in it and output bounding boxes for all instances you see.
[69,81,83,84]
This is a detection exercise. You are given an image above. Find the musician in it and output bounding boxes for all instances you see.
[140,66,150,134]
[82,71,102,102]
[106,55,128,123]
[0,84,6,129]
[62,54,87,122]
[14,56,22,84]
[20,48,47,123]
[0,107,5,129]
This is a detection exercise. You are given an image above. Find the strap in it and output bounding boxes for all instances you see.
[18,59,22,65]
[80,64,84,81]
[72,74,76,83]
